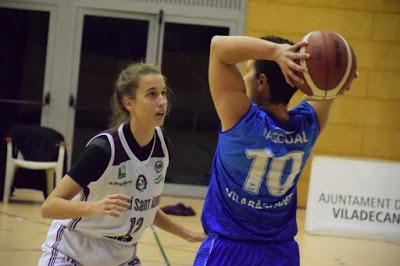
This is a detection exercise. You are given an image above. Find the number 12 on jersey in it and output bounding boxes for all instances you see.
[127,217,144,236]
[244,149,304,196]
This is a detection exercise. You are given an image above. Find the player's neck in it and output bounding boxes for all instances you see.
[262,103,289,124]
[128,119,155,147]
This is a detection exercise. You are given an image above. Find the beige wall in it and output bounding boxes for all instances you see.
[245,0,400,207]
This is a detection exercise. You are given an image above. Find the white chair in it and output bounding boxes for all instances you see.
[3,125,66,203]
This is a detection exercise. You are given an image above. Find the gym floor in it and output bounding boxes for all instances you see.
[1,189,399,266]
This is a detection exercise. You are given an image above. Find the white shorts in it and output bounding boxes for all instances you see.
[38,221,141,266]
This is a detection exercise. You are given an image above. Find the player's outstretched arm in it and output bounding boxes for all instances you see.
[41,175,130,219]
[209,36,308,131]
[304,71,358,131]
[303,97,334,131]
[153,208,206,242]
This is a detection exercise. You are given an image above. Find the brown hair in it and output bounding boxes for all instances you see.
[109,62,163,128]
[255,35,296,105]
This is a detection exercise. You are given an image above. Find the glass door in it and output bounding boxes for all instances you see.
[69,9,158,163]
[159,19,230,197]
[68,7,235,198]
[0,5,54,198]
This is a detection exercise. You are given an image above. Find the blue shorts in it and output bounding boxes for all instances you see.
[193,235,299,266]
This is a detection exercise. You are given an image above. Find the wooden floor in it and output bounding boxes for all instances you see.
[1,189,400,266]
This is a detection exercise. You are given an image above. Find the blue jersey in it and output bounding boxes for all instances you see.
[201,101,319,242]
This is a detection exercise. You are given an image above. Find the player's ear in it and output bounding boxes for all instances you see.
[257,73,269,92]
[123,96,134,112]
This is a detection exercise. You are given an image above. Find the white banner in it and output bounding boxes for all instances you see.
[305,156,400,241]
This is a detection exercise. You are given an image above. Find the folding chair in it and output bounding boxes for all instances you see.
[3,125,66,203]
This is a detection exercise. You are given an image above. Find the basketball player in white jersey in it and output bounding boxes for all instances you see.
[38,63,206,266]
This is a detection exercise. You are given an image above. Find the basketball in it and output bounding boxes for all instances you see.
[295,31,357,99]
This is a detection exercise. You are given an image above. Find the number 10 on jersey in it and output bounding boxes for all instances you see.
[244,149,304,196]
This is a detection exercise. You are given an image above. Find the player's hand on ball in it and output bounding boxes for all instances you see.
[91,193,130,217]
[273,41,309,87]
[338,70,359,96]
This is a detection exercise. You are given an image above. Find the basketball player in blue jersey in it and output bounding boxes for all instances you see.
[194,36,357,265]
[38,63,205,266]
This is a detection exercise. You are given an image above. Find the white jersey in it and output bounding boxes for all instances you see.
[40,124,169,265]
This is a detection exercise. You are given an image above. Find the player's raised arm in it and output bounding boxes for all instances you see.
[208,36,309,131]
[304,70,358,132]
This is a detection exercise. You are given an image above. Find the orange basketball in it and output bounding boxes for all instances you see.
[295,31,357,99]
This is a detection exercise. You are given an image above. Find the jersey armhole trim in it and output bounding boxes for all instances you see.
[87,133,115,175]
[301,101,321,136]
[219,103,256,135]
[155,127,169,162]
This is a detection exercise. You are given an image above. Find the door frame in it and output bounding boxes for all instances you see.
[3,0,246,199]
[0,0,57,127]
[158,15,236,198]
[66,6,241,198]
[156,15,237,67]
[66,6,159,165]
